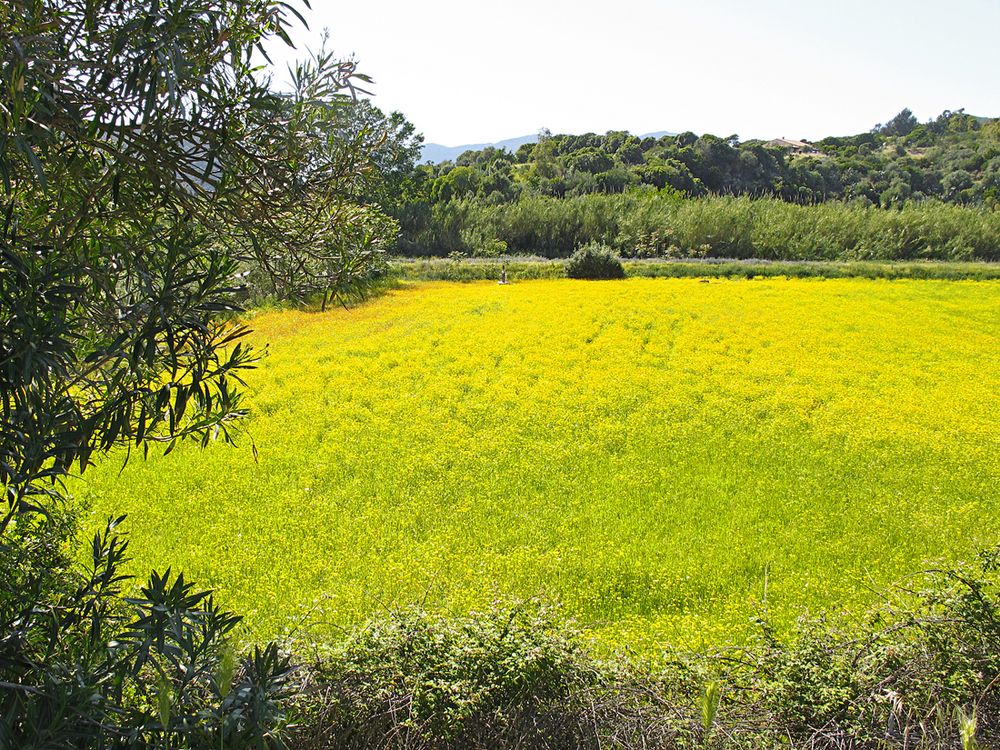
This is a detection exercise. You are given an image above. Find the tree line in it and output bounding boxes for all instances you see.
[405,109,999,207]
[348,107,1000,257]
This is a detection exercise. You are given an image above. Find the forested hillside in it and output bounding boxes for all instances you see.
[408,109,999,207]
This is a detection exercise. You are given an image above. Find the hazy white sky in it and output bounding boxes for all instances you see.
[263,0,1000,146]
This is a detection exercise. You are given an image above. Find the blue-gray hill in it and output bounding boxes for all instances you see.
[421,131,677,163]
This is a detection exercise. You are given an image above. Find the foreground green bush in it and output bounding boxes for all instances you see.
[0,516,294,749]
[565,243,626,279]
[288,551,1000,749]
[287,604,674,749]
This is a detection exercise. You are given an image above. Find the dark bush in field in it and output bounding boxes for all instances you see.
[566,243,626,279]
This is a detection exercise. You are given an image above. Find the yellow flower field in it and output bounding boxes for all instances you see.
[72,278,1000,651]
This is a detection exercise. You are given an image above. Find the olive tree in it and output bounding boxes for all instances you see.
[1,0,388,743]
[1,0,387,528]
[238,43,401,306]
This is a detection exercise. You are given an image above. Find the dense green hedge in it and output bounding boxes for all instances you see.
[391,258,1000,283]
[399,193,1000,262]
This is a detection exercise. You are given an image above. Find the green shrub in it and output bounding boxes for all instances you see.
[284,550,1000,749]
[0,515,294,749]
[566,243,626,279]
[287,602,680,750]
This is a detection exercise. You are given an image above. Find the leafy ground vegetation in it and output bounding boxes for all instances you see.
[73,278,1000,652]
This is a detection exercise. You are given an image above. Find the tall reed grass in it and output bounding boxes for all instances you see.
[403,194,1000,262]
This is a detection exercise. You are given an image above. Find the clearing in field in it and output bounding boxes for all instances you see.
[73,278,1000,650]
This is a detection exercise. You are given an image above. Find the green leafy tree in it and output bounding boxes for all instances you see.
[431,165,481,202]
[242,45,399,305]
[0,0,391,531]
[875,108,918,137]
[567,147,613,174]
[593,168,635,193]
[0,0,384,742]
[616,136,644,165]
[942,169,974,200]
[333,98,424,212]
[528,127,561,181]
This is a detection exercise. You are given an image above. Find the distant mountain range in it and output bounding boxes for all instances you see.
[421,135,538,164]
[421,131,677,164]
